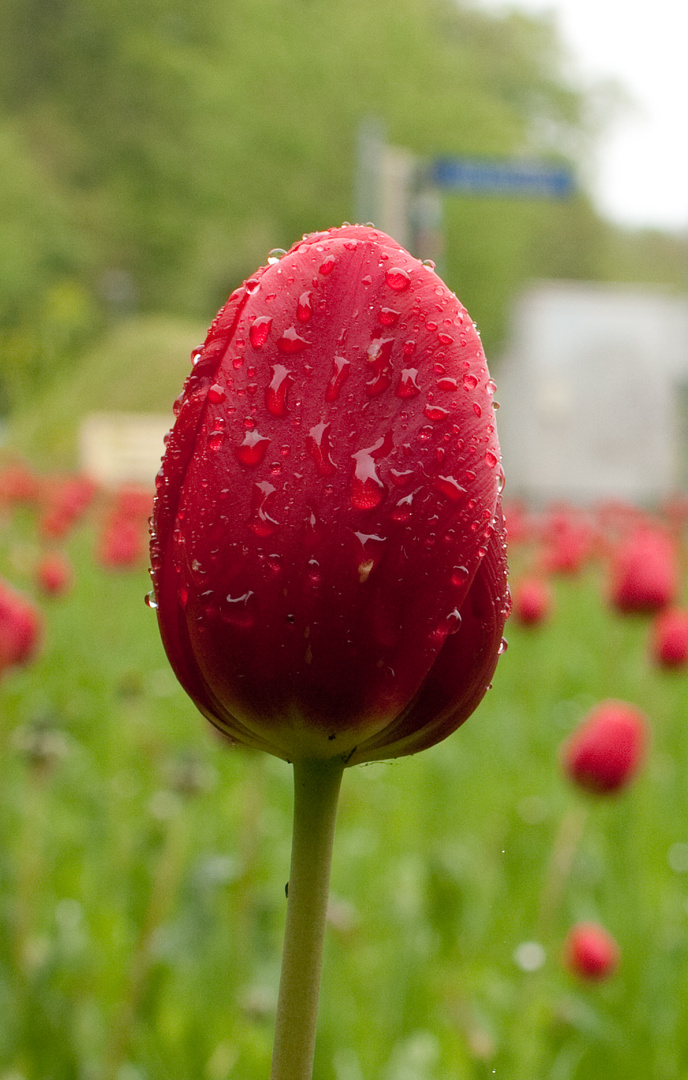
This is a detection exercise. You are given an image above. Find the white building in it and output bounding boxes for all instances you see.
[496,281,688,505]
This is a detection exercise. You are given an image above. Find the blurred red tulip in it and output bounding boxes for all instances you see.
[36,550,74,596]
[0,577,43,674]
[0,460,42,507]
[97,515,146,569]
[39,475,99,540]
[564,922,619,980]
[150,225,509,765]
[608,527,677,614]
[650,607,688,668]
[110,483,154,521]
[561,700,648,794]
[512,576,552,626]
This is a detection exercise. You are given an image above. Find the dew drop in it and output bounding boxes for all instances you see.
[235,430,271,466]
[266,364,294,417]
[325,355,351,402]
[267,248,286,264]
[144,591,158,610]
[221,590,257,627]
[389,467,415,487]
[437,332,453,346]
[306,421,337,476]
[277,327,310,354]
[248,481,279,536]
[208,430,225,451]
[426,321,438,333]
[486,379,497,396]
[365,338,394,396]
[451,565,470,586]
[463,373,478,390]
[473,402,482,418]
[207,383,226,404]
[350,432,394,510]
[319,255,336,275]
[297,291,313,322]
[434,475,466,501]
[249,316,272,348]
[437,377,459,392]
[396,368,421,398]
[422,258,436,270]
[385,267,411,292]
[465,469,477,483]
[378,307,401,327]
[424,405,449,422]
[485,450,498,468]
[402,339,416,357]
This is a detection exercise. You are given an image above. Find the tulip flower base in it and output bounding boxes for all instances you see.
[270,758,344,1080]
[150,225,508,1077]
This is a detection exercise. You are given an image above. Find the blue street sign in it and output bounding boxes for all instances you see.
[429,157,575,199]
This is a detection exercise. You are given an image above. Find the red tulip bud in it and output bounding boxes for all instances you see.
[561,700,648,794]
[608,527,677,614]
[0,577,43,674]
[512,576,552,626]
[150,226,509,764]
[36,550,74,596]
[563,922,619,980]
[650,607,688,668]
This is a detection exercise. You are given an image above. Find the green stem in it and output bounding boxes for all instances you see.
[270,757,345,1080]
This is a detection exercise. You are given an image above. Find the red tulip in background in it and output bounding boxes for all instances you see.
[650,607,688,668]
[562,700,648,795]
[564,922,619,980]
[0,577,43,675]
[150,225,508,1079]
[608,526,677,614]
[97,515,147,569]
[151,225,509,765]
[512,576,552,626]
[36,550,74,597]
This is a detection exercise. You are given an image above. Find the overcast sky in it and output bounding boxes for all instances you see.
[475,0,688,233]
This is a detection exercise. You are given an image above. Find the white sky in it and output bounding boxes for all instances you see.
[476,0,688,233]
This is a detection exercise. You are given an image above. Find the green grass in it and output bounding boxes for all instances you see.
[1,502,688,1080]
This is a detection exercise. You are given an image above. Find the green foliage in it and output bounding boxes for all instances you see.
[1,0,685,413]
[1,500,688,1077]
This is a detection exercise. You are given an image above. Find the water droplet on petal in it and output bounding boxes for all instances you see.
[396,368,421,398]
[486,379,497,396]
[350,433,394,510]
[221,590,257,627]
[378,307,401,327]
[325,355,351,402]
[437,377,458,392]
[402,339,416,357]
[385,267,411,292]
[266,364,294,417]
[207,383,226,404]
[434,475,466,501]
[389,468,415,487]
[249,316,272,348]
[248,481,279,536]
[498,637,508,655]
[306,422,337,476]
[319,255,336,275]
[208,430,225,451]
[485,450,498,468]
[365,338,394,396]
[463,373,478,390]
[451,565,470,586]
[424,405,449,422]
[144,590,158,610]
[426,321,438,333]
[473,402,482,418]
[267,248,287,264]
[437,333,453,346]
[235,430,271,466]
[277,327,310,354]
[297,291,313,322]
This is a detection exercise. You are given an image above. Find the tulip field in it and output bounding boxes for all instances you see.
[2,463,688,1080]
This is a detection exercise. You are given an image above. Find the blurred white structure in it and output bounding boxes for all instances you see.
[80,412,169,486]
[496,282,688,504]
